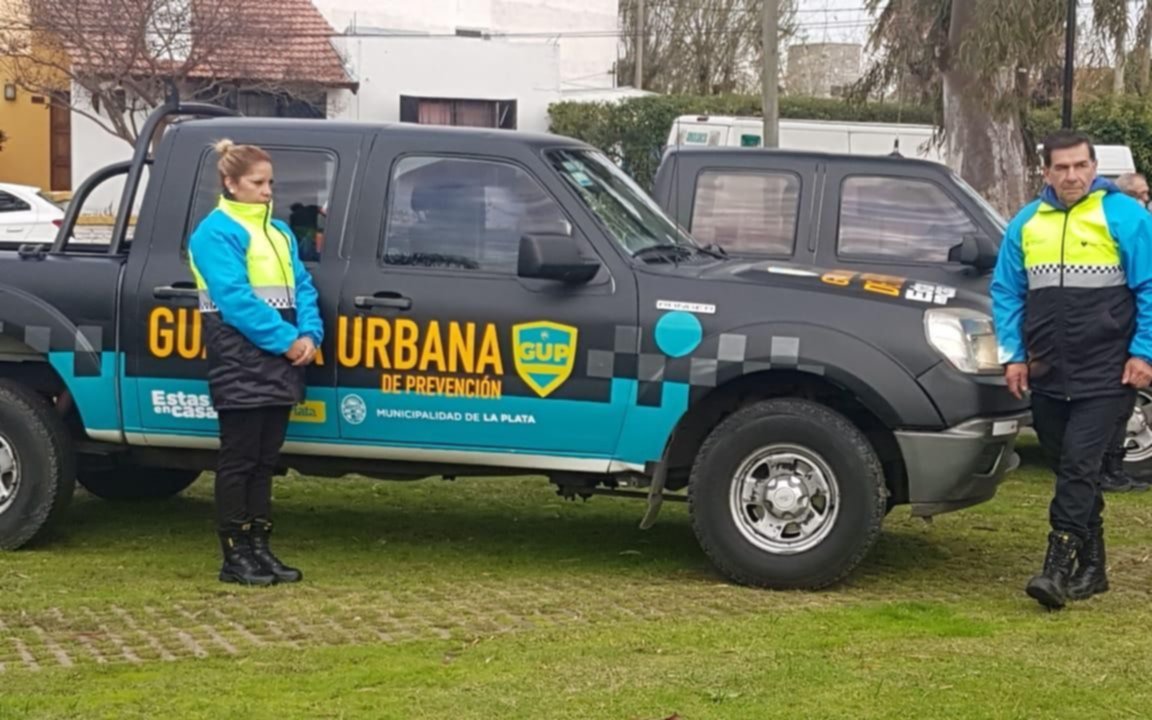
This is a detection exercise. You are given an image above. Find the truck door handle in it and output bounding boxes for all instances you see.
[354,292,412,311]
[153,283,200,301]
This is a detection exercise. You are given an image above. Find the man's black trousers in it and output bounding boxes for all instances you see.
[1031,390,1135,540]
[215,405,292,532]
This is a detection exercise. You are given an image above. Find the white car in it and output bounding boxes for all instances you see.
[0,182,64,244]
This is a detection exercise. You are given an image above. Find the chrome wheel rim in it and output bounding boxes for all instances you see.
[1125,391,1152,464]
[0,433,19,516]
[728,444,840,555]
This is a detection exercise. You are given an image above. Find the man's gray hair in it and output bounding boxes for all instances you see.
[1116,172,1147,194]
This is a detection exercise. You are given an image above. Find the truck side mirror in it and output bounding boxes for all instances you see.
[948,235,997,271]
[518,234,601,284]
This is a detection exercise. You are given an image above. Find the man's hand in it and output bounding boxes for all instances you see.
[1123,357,1152,388]
[285,337,317,367]
[1005,362,1030,400]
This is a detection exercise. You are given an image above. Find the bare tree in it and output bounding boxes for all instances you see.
[0,0,343,145]
[617,0,798,95]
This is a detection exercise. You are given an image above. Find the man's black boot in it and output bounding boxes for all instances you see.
[218,524,276,586]
[1025,531,1081,610]
[1100,446,1148,493]
[1068,526,1109,601]
[249,518,302,583]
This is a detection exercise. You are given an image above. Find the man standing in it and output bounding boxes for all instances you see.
[1101,172,1152,493]
[991,130,1152,610]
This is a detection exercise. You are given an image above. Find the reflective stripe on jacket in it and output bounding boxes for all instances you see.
[187,196,324,410]
[991,178,1152,400]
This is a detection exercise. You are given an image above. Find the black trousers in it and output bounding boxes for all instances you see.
[1031,391,1135,540]
[215,405,292,532]
[1105,403,1131,465]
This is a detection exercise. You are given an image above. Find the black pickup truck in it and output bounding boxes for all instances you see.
[652,146,1152,478]
[0,102,1029,590]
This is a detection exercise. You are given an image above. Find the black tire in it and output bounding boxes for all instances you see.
[77,466,201,501]
[688,398,887,590]
[1124,390,1152,478]
[0,380,77,550]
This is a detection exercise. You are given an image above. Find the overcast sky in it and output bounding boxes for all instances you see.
[793,0,872,45]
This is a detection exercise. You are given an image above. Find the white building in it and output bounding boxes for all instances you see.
[327,35,561,133]
[66,0,626,210]
[310,0,620,92]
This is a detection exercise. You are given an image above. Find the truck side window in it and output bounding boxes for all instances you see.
[185,148,337,263]
[382,155,571,273]
[837,176,978,263]
[690,170,799,255]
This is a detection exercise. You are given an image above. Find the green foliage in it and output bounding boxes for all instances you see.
[1075,96,1152,179]
[548,95,935,188]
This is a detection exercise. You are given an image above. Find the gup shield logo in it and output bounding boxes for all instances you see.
[512,321,578,398]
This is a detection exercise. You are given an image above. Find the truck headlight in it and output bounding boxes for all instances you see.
[924,308,1002,374]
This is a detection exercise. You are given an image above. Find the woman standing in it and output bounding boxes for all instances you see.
[188,140,324,586]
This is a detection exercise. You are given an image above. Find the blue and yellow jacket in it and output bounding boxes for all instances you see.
[187,196,324,409]
[991,177,1152,399]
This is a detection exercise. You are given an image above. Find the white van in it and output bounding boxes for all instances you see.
[666,114,946,164]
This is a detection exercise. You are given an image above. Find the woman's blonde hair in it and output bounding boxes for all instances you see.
[213,139,272,189]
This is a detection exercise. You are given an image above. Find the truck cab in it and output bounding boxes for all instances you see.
[0,103,1030,590]
[652,146,1004,291]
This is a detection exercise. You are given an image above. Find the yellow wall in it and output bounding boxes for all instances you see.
[0,58,52,190]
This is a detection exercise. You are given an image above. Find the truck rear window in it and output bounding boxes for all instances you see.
[690,170,800,256]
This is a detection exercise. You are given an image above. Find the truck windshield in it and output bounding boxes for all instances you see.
[546,149,699,256]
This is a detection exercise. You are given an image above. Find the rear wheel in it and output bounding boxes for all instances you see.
[78,467,201,501]
[688,398,887,590]
[0,380,76,550]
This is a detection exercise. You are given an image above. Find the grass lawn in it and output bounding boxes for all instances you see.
[2,437,1152,719]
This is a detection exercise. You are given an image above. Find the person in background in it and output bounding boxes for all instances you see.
[1100,172,1152,493]
[991,130,1152,610]
[1116,172,1150,207]
[188,139,324,586]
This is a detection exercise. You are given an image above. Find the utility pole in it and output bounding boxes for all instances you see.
[762,0,779,147]
[1062,0,1076,128]
[634,0,645,90]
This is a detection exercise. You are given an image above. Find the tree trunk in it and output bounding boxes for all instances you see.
[943,0,1030,218]
[1142,1,1152,92]
[1115,31,1127,94]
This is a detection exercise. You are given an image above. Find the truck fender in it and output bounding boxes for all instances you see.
[0,283,116,434]
[711,321,943,429]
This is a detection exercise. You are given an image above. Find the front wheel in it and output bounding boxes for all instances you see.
[688,398,887,590]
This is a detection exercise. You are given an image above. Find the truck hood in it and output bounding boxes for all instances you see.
[683,258,994,314]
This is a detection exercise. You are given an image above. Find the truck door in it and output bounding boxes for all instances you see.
[334,137,639,463]
[812,162,998,292]
[124,127,364,445]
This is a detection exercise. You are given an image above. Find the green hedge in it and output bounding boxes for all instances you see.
[548,95,934,189]
[548,94,1152,190]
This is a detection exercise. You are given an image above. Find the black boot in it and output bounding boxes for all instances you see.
[218,524,276,586]
[1100,446,1149,493]
[1067,526,1109,601]
[1025,531,1082,610]
[249,518,302,583]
